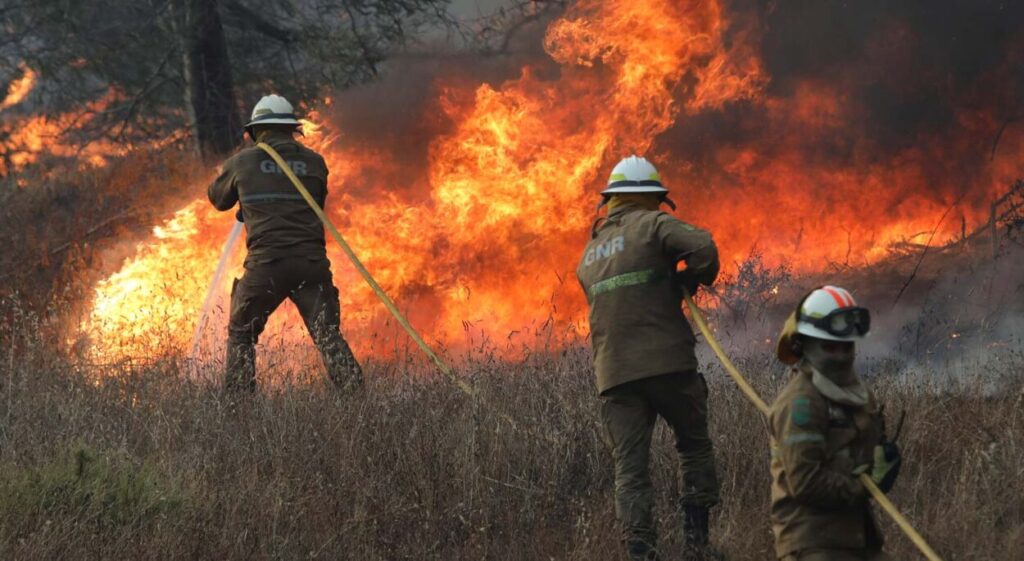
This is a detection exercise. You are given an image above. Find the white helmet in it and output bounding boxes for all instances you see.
[244,94,301,130]
[794,285,870,342]
[601,155,668,195]
[777,285,870,364]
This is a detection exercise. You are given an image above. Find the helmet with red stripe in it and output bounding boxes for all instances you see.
[794,285,870,342]
[777,285,870,364]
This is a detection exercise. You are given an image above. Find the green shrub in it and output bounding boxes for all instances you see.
[0,445,184,529]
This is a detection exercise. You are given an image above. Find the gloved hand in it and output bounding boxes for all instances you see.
[675,270,700,297]
[235,208,245,223]
[870,442,902,493]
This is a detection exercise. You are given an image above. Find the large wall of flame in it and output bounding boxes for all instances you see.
[656,1,1024,269]
[76,0,1024,364]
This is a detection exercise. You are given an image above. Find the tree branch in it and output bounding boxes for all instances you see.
[222,0,297,44]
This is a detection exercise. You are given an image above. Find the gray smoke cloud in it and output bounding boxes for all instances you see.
[325,1,1024,385]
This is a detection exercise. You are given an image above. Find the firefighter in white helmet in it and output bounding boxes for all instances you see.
[208,94,363,392]
[576,156,722,561]
[769,286,901,561]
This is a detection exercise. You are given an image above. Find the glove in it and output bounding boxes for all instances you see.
[235,208,244,223]
[674,270,700,296]
[870,442,902,493]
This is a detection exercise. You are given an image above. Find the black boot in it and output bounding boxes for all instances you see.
[682,505,725,561]
[625,538,660,561]
[225,340,257,393]
[322,335,364,392]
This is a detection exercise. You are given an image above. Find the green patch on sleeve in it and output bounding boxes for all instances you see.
[791,396,812,427]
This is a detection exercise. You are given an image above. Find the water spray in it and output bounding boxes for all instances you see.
[189,219,243,367]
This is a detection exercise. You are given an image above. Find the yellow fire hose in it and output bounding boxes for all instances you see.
[260,142,940,559]
[257,143,474,395]
[682,290,943,561]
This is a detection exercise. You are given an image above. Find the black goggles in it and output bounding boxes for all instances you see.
[802,307,871,338]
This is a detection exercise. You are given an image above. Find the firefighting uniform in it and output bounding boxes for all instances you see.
[576,201,721,545]
[769,362,890,561]
[207,130,361,391]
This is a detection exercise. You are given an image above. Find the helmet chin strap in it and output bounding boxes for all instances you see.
[663,195,677,210]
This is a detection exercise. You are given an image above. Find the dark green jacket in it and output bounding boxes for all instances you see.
[769,364,885,557]
[208,134,329,263]
[576,204,719,393]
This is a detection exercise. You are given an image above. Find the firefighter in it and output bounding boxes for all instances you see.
[208,94,363,392]
[576,156,723,561]
[769,286,902,561]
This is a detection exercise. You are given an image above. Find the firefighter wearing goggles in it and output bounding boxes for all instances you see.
[768,286,901,561]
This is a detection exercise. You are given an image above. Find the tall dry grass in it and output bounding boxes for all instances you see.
[0,307,1021,561]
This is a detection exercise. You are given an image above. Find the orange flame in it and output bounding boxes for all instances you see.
[74,0,1021,368]
[1,65,37,110]
[82,201,222,359]
[79,0,765,364]
[1,90,135,176]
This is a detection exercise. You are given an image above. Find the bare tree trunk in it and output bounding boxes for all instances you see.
[180,0,241,160]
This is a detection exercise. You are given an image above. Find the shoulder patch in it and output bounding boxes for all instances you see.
[791,396,812,427]
[679,222,696,231]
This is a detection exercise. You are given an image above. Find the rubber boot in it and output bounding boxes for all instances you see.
[225,340,257,393]
[625,538,660,561]
[323,335,364,392]
[682,505,725,561]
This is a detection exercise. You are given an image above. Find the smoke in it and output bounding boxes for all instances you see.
[265,1,1024,364]
[659,1,1024,192]
[680,1,1024,378]
[71,0,1024,370]
[697,237,1024,388]
[312,4,556,203]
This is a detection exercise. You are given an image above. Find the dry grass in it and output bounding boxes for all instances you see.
[0,308,1021,561]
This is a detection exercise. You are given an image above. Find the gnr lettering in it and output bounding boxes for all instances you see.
[260,159,308,176]
[584,235,625,266]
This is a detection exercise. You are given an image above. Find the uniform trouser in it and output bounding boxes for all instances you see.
[226,256,362,391]
[781,549,892,561]
[600,370,720,545]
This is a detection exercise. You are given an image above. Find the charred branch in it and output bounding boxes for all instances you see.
[990,113,1024,160]
[47,209,137,257]
[342,1,381,77]
[892,196,964,305]
[467,0,568,55]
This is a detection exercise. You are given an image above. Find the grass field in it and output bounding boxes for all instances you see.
[1,315,1020,561]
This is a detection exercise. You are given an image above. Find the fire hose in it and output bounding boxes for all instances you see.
[190,219,245,363]
[682,290,944,561]
[256,143,475,396]
[260,142,940,559]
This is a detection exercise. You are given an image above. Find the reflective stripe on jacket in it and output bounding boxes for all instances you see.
[208,134,329,263]
[768,363,885,557]
[576,204,718,394]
